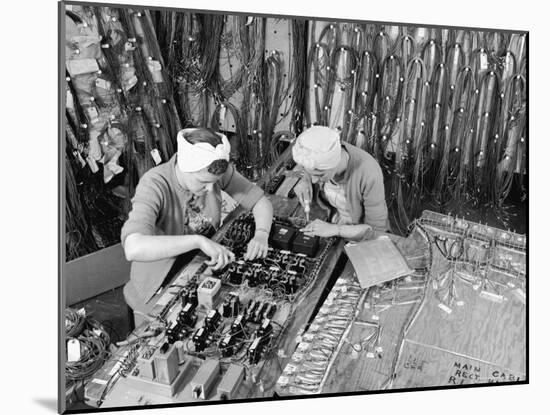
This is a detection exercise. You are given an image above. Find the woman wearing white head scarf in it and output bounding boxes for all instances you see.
[121,128,273,315]
[292,126,389,241]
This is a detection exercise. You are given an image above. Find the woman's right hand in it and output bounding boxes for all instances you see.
[294,175,313,210]
[198,237,235,270]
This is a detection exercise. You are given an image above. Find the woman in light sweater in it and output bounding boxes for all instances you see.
[292,126,389,241]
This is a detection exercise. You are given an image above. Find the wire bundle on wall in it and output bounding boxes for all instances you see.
[65,308,112,382]
[305,23,527,233]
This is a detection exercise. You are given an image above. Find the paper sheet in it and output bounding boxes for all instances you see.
[344,235,413,289]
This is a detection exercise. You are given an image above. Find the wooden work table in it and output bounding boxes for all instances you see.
[276,215,526,395]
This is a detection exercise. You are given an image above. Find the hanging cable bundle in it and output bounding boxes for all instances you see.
[289,20,308,134]
[422,39,442,86]
[426,63,449,173]
[306,42,330,126]
[328,45,357,137]
[455,30,480,66]
[377,53,404,163]
[445,66,476,202]
[373,30,391,69]
[352,50,378,151]
[472,70,500,201]
[493,74,526,207]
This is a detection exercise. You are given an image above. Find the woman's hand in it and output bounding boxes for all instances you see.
[244,231,269,260]
[294,175,313,210]
[300,219,338,238]
[198,237,235,270]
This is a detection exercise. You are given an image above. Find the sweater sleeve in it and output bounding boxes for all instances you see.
[120,174,164,246]
[219,163,264,210]
[361,164,389,232]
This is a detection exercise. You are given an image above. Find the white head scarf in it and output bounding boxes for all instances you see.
[292,126,341,171]
[176,128,231,173]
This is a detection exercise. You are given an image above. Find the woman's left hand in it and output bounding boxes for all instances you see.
[300,219,338,238]
[244,232,269,260]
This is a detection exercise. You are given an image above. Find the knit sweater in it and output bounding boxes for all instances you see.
[314,142,388,234]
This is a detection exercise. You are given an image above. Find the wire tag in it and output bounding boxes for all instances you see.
[366,352,375,358]
[456,300,465,307]
[438,303,453,314]
[74,151,86,167]
[480,52,488,70]
[77,308,86,317]
[480,290,505,303]
[283,364,298,375]
[371,314,379,321]
[150,149,162,165]
[67,339,81,362]
[95,78,111,90]
[277,376,290,387]
[86,156,99,173]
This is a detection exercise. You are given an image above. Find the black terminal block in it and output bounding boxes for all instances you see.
[247,337,263,365]
[258,319,273,338]
[264,174,285,194]
[219,333,237,357]
[205,309,221,332]
[270,224,296,251]
[292,232,320,257]
[192,327,208,352]
[263,302,277,319]
[221,294,241,318]
[230,314,247,338]
[178,302,197,327]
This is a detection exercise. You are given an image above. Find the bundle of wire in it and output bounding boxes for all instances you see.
[65,309,111,382]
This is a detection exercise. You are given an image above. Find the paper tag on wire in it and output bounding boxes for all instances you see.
[150,149,162,165]
[480,52,488,70]
[438,303,453,314]
[86,156,99,173]
[95,78,111,90]
[67,339,81,362]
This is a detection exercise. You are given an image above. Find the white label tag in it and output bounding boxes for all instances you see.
[91,378,108,385]
[86,156,99,173]
[456,300,465,307]
[277,376,290,387]
[219,105,226,124]
[77,308,86,317]
[298,342,311,352]
[95,78,111,90]
[438,303,453,314]
[150,149,162,165]
[66,58,100,76]
[371,314,379,321]
[283,364,298,375]
[480,52,488,70]
[291,352,304,363]
[366,352,375,358]
[480,291,505,303]
[67,339,81,362]
[74,151,86,167]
